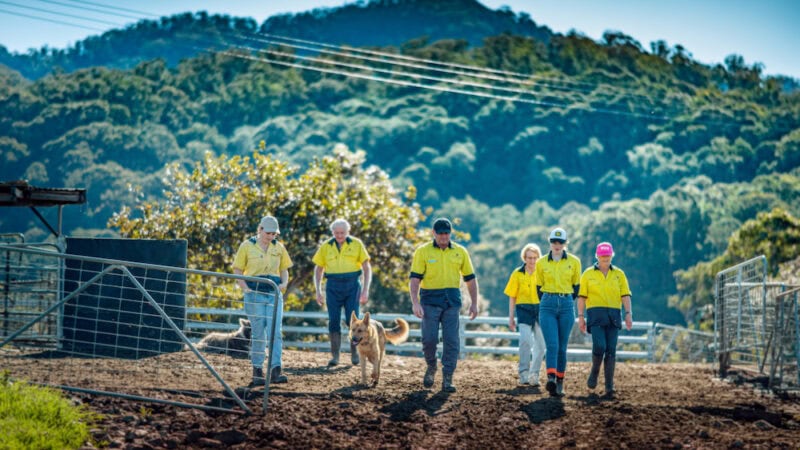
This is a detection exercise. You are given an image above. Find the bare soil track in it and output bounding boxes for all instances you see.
[51,350,800,449]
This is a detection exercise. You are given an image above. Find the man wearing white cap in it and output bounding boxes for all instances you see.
[535,227,582,397]
[233,215,293,385]
[577,241,633,397]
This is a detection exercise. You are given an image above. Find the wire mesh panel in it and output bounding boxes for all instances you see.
[1,243,62,343]
[0,244,288,415]
[770,288,799,391]
[714,255,768,377]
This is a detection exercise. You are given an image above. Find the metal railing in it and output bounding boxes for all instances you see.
[186,307,657,362]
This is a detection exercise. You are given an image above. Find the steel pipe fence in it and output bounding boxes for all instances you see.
[715,255,800,392]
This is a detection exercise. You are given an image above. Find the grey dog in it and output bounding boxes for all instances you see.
[189,318,252,359]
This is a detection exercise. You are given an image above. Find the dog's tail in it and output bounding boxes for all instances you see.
[384,318,410,345]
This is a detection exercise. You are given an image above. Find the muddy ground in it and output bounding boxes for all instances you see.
[5,348,800,449]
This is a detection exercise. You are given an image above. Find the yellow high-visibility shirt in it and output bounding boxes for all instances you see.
[232,237,292,276]
[578,264,632,309]
[503,265,539,305]
[409,240,475,289]
[535,251,581,294]
[312,236,369,276]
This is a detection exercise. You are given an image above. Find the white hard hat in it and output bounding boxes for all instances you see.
[549,227,567,242]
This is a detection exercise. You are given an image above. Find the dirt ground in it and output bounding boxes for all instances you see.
[6,348,800,449]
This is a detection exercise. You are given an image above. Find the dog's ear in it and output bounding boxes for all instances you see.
[363,311,370,323]
[241,318,250,327]
[350,310,358,324]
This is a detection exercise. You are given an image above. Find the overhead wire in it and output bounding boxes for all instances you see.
[0,0,122,27]
[0,0,742,126]
[56,0,682,111]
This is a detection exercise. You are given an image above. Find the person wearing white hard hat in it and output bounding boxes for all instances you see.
[535,227,582,397]
[232,215,293,385]
[577,241,633,398]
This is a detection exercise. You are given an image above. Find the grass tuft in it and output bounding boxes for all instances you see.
[0,371,99,450]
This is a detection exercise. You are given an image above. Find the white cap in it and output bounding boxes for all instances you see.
[549,227,567,242]
[259,215,280,234]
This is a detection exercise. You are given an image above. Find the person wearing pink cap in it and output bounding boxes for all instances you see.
[576,242,632,397]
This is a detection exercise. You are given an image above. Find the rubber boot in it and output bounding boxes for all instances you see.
[251,367,265,386]
[423,364,436,388]
[442,373,457,393]
[350,340,360,365]
[270,366,288,384]
[587,354,602,389]
[545,374,557,396]
[328,332,341,366]
[556,377,565,397]
[603,355,616,397]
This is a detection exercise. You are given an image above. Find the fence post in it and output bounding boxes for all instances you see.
[458,318,466,360]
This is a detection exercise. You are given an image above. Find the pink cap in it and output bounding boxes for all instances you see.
[596,242,614,257]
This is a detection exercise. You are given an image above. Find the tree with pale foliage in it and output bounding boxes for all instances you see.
[110,146,424,310]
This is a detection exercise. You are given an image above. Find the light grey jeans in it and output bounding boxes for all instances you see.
[518,322,546,382]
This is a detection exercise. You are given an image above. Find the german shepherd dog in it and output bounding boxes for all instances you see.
[190,318,252,359]
[349,311,409,386]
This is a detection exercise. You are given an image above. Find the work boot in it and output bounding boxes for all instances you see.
[587,354,602,389]
[556,377,565,397]
[251,367,265,386]
[423,364,436,388]
[350,340,360,365]
[328,332,341,366]
[545,374,557,396]
[519,371,530,385]
[270,366,288,384]
[603,355,616,397]
[442,373,457,393]
[530,372,541,387]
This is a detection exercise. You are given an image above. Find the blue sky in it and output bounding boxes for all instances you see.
[0,0,798,79]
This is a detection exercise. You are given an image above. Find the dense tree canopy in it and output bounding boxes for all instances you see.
[110,147,424,311]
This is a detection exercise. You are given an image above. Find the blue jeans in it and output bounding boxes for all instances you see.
[421,303,460,375]
[244,291,283,370]
[325,277,361,333]
[590,324,619,359]
[539,293,575,377]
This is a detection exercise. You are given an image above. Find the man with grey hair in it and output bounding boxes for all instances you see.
[313,218,372,366]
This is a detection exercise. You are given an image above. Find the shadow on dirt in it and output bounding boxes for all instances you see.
[380,390,452,421]
[521,397,566,424]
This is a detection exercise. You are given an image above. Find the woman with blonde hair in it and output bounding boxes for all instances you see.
[505,243,546,386]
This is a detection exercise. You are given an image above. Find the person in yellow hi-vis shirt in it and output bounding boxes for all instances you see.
[410,217,479,393]
[232,215,293,386]
[313,219,371,367]
[577,242,632,398]
[536,227,581,397]
[505,243,546,387]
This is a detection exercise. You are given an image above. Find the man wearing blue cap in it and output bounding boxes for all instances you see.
[409,217,479,392]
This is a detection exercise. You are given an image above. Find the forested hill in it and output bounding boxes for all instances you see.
[1,0,799,325]
[0,0,551,80]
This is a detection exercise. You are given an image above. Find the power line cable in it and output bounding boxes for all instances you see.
[0,0,123,27]
[0,7,105,31]
[34,0,144,21]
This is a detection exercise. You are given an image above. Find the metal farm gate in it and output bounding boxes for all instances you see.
[715,255,799,392]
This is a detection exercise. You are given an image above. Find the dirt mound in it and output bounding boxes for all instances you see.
[75,350,800,449]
